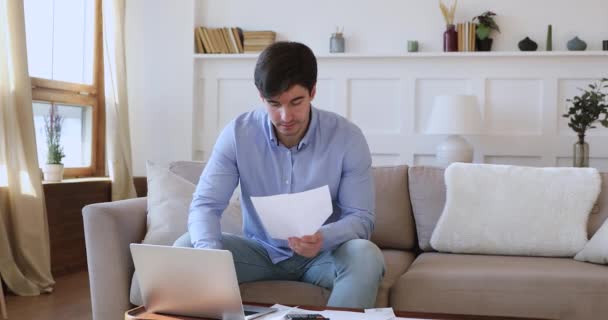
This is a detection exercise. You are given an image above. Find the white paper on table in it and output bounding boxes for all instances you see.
[250,185,333,239]
[258,304,424,320]
[364,307,397,320]
[257,305,303,320]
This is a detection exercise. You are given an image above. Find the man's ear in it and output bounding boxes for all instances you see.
[259,91,266,102]
[310,85,317,100]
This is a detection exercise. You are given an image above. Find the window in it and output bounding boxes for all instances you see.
[24,0,104,177]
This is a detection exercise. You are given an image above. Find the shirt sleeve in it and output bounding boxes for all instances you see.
[319,127,375,252]
[188,121,240,249]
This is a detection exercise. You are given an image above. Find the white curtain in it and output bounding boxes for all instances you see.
[103,0,136,201]
[0,0,54,295]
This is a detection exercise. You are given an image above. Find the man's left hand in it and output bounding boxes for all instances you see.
[288,231,323,258]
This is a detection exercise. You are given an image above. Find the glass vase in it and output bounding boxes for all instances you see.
[573,141,589,167]
[443,24,458,52]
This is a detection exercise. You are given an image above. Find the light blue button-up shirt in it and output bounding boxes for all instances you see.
[188,106,375,263]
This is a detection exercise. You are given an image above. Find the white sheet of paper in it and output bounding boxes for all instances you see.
[250,185,333,239]
[259,304,424,320]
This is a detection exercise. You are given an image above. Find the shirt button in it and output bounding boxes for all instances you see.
[285,180,289,184]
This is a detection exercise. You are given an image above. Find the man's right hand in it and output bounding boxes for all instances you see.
[288,231,323,258]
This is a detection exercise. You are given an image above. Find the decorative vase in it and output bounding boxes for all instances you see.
[518,37,538,51]
[546,25,553,51]
[573,140,589,167]
[43,163,64,182]
[443,24,458,52]
[476,38,493,51]
[330,33,345,53]
[567,36,587,51]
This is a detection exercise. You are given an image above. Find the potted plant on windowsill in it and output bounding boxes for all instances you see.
[562,78,608,167]
[473,11,500,51]
[42,105,65,182]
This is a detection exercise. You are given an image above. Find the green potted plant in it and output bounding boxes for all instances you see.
[43,105,66,181]
[473,11,500,51]
[562,78,608,167]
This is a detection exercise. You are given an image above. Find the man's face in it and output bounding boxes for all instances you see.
[262,84,316,146]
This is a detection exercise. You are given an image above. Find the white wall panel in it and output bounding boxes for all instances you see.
[217,79,259,130]
[349,79,402,134]
[485,79,543,135]
[313,79,337,115]
[414,154,437,166]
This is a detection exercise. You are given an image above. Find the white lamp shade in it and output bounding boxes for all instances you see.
[426,95,482,135]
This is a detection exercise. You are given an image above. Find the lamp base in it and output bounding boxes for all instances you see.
[435,135,474,167]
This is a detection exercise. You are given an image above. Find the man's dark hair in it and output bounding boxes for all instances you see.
[254,41,317,99]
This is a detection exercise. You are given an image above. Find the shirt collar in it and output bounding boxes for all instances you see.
[266,106,318,151]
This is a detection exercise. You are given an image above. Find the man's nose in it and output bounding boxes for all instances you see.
[281,107,294,122]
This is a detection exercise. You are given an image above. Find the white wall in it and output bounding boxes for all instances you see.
[126,0,194,176]
[198,0,608,53]
[126,0,608,174]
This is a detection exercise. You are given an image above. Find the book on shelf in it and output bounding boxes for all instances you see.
[231,28,244,53]
[456,22,477,52]
[196,26,244,54]
[243,31,276,53]
[195,27,274,54]
[194,27,205,53]
[201,27,215,53]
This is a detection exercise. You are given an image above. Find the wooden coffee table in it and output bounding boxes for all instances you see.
[125,305,553,320]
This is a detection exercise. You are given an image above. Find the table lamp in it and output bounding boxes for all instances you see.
[426,95,482,167]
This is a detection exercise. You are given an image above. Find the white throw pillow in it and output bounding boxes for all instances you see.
[143,161,244,245]
[430,163,601,257]
[575,219,608,264]
[143,161,197,245]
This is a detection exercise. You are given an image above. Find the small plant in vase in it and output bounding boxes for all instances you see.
[562,78,608,167]
[43,105,65,181]
[473,11,500,51]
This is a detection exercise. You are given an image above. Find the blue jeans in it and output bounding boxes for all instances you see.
[173,233,385,308]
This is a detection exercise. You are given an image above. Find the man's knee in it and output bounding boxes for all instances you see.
[173,232,193,247]
[333,239,385,277]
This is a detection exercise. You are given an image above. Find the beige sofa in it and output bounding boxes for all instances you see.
[83,162,608,320]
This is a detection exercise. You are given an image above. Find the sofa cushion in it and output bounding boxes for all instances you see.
[370,165,416,250]
[391,252,608,320]
[240,281,330,306]
[407,166,445,251]
[430,164,600,257]
[375,250,416,308]
[238,249,415,308]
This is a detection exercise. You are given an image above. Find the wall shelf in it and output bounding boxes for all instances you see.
[194,51,608,60]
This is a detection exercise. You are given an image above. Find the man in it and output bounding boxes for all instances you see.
[175,41,384,308]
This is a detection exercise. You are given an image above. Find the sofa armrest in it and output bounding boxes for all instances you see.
[83,197,147,320]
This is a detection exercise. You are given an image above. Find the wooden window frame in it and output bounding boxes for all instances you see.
[30,0,105,178]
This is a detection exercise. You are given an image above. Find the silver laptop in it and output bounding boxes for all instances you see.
[130,243,276,320]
